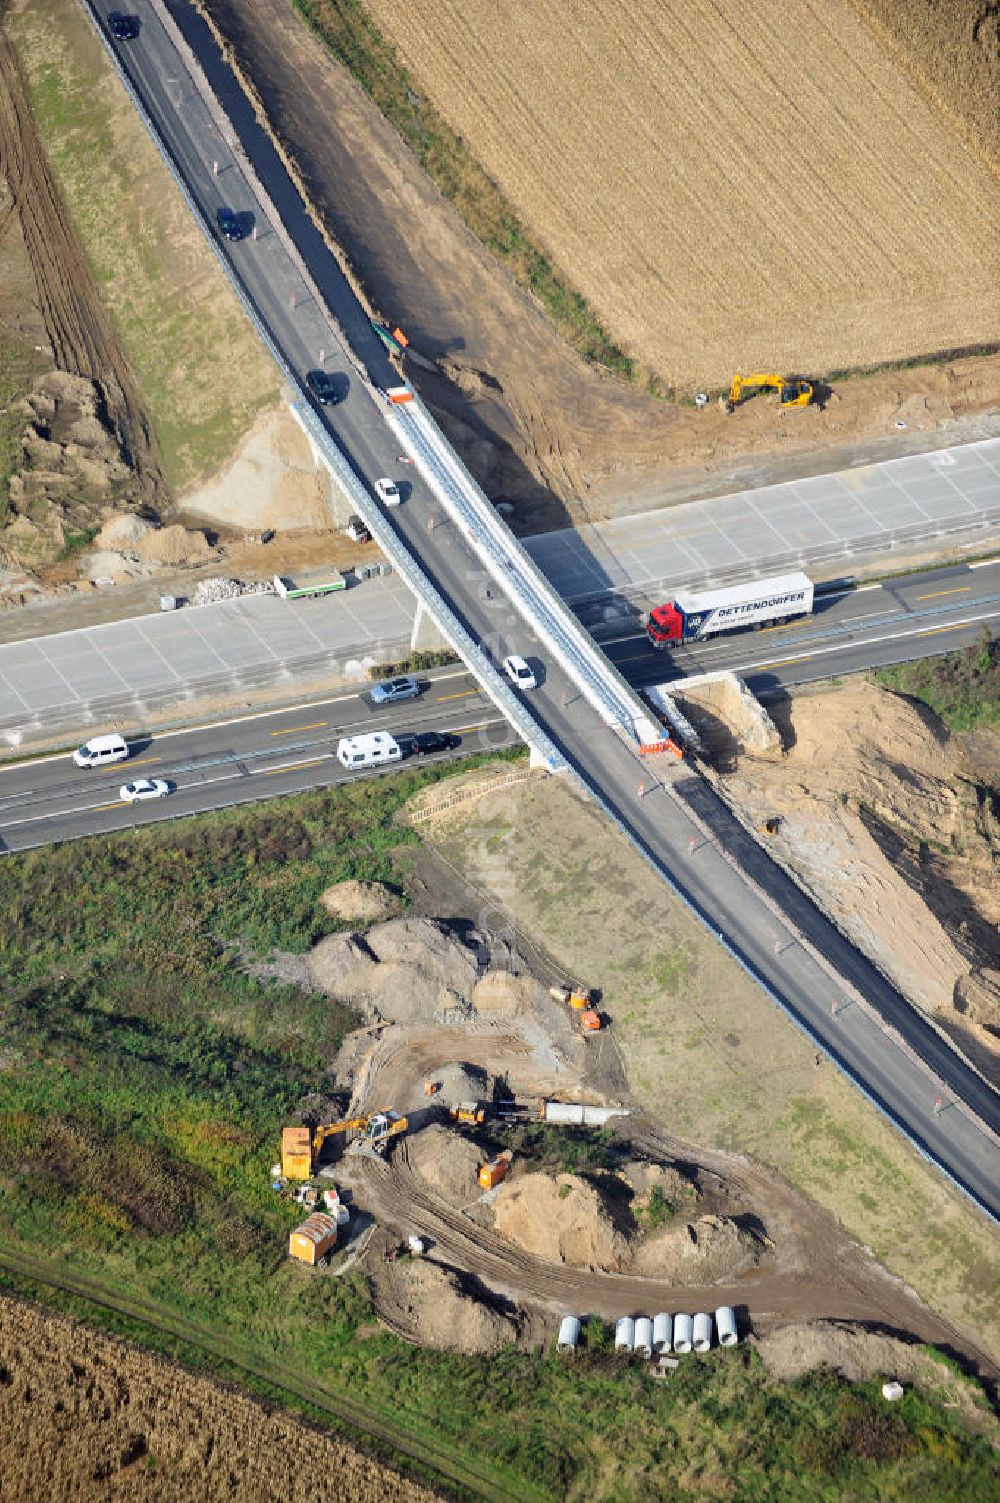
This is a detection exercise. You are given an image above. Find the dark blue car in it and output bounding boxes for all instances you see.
[108,12,140,40]
[217,206,246,242]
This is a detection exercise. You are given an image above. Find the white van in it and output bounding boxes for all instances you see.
[73,733,130,769]
[336,731,402,770]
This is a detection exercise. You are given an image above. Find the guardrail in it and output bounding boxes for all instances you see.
[385,396,661,748]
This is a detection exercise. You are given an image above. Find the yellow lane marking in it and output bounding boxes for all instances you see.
[759,656,812,668]
[916,623,964,639]
[441,721,495,735]
[262,758,325,775]
[434,689,478,702]
[270,721,328,736]
[758,621,800,635]
[915,586,970,601]
[130,756,160,766]
[94,800,126,811]
[615,650,651,663]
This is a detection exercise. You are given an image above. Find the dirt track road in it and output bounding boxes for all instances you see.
[0,27,162,497]
[340,1000,1000,1386]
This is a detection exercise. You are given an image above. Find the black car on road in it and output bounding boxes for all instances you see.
[306,369,341,404]
[108,12,140,39]
[217,206,247,242]
[397,731,460,758]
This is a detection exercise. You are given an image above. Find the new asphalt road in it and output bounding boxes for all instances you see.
[69,0,1000,1220]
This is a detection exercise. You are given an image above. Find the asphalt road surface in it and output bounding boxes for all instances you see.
[78,0,999,1221]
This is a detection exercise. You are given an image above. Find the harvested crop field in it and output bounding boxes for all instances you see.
[365,0,1000,389]
[0,1294,444,1503]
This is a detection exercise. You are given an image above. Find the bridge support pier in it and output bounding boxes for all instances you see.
[410,599,450,653]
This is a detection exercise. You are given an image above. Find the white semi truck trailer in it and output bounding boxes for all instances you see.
[646,572,814,648]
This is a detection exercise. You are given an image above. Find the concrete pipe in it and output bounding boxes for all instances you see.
[634,1317,653,1359]
[715,1306,738,1347]
[692,1312,713,1353]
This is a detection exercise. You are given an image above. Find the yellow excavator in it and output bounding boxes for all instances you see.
[281,1110,408,1179]
[727,372,813,412]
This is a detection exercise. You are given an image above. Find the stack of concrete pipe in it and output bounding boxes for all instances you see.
[611,1307,738,1357]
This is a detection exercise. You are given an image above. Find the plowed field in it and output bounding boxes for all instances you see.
[364,0,1000,388]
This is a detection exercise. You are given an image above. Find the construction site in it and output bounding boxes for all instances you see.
[258,871,992,1376]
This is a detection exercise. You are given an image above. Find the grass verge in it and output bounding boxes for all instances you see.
[8,0,278,496]
[877,629,1000,732]
[290,0,648,387]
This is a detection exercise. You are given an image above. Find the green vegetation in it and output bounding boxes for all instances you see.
[292,0,645,385]
[0,338,48,528]
[10,2,278,495]
[0,763,996,1498]
[57,525,99,561]
[877,629,1000,731]
[370,647,460,679]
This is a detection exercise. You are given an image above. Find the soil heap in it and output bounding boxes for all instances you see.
[492,1171,631,1271]
[407,1124,484,1203]
[307,918,481,1023]
[630,1214,762,1281]
[319,879,399,924]
[382,1257,516,1355]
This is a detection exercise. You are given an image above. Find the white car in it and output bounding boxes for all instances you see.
[503,654,537,690]
[374,477,401,506]
[120,778,171,804]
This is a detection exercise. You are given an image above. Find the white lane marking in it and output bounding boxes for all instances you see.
[735,609,998,674]
[0,668,473,774]
[969,557,1000,569]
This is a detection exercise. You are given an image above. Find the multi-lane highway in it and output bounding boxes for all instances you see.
[0,672,514,850]
[3,557,999,851]
[62,0,1000,1222]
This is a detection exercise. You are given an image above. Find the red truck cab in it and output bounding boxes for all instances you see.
[647,601,684,645]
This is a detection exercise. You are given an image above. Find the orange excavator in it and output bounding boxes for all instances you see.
[281,1110,407,1179]
[726,372,813,412]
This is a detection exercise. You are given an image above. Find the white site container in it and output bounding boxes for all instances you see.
[652,1312,673,1355]
[692,1313,713,1353]
[673,1313,693,1354]
[557,1316,581,1353]
[715,1306,738,1347]
[633,1317,654,1359]
[614,1316,635,1353]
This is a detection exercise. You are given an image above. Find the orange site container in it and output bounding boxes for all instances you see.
[569,988,590,1010]
[479,1155,511,1190]
[580,1009,602,1032]
[289,1211,338,1265]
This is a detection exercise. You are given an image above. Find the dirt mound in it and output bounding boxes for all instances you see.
[135,523,213,564]
[364,918,480,992]
[621,1160,696,1217]
[0,1293,442,1503]
[630,1214,762,1281]
[308,919,482,1024]
[434,1060,491,1106]
[407,1124,483,1203]
[492,1171,631,1271]
[95,512,154,550]
[471,969,537,1016]
[715,679,1000,1074]
[385,1257,516,1354]
[307,932,378,996]
[319,879,399,924]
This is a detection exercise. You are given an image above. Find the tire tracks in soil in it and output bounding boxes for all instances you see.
[0,27,163,501]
